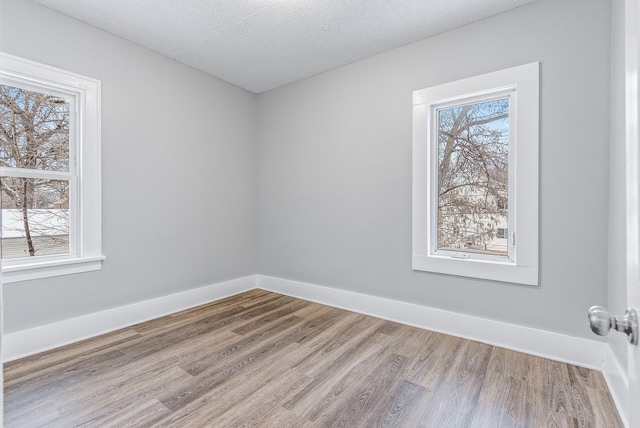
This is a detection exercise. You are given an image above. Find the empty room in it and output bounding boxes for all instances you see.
[0,0,639,426]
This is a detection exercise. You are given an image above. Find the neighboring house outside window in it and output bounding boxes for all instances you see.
[496,228,508,240]
[412,62,539,285]
[0,53,103,283]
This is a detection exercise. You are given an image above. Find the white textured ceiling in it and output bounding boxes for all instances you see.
[32,0,536,93]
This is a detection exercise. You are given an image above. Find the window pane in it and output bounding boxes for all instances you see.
[0,84,70,172]
[1,177,70,258]
[437,97,509,256]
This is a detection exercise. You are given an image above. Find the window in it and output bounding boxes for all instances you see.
[412,62,539,285]
[0,53,103,283]
[436,95,511,258]
[496,228,508,240]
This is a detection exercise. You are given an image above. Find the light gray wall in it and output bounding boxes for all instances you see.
[608,0,628,371]
[0,0,257,333]
[0,0,613,341]
[257,0,612,338]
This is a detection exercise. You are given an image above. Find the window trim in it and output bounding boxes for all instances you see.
[0,52,103,283]
[412,62,539,286]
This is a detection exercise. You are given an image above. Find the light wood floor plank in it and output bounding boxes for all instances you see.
[4,290,623,427]
[418,340,493,427]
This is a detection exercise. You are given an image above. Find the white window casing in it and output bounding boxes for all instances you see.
[412,62,539,285]
[0,52,104,283]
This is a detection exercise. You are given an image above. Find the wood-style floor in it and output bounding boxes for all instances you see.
[4,290,623,427]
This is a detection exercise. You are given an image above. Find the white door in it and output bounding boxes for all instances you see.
[626,0,640,426]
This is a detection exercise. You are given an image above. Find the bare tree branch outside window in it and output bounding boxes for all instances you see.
[437,98,509,255]
[0,84,70,258]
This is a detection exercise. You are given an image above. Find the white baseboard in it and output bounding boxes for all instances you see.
[2,275,258,362]
[258,275,606,370]
[603,344,629,428]
[3,272,608,373]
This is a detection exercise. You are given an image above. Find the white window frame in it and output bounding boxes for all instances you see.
[0,52,104,283]
[412,62,539,286]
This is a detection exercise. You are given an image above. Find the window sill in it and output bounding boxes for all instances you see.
[2,256,106,284]
[412,254,538,286]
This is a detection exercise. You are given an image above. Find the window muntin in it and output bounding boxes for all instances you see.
[434,95,511,259]
[412,62,539,285]
[0,52,103,283]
